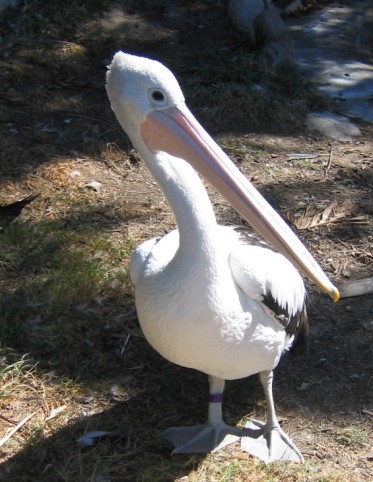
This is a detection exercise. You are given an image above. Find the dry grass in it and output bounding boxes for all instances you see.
[0,0,372,481]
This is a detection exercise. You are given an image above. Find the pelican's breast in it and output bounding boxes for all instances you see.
[132,226,288,380]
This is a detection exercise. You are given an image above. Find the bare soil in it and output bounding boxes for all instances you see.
[0,1,372,481]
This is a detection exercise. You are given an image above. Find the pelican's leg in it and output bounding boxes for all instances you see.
[241,370,303,463]
[161,376,241,453]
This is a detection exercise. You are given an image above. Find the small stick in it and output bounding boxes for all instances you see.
[0,411,37,447]
[324,147,333,177]
[339,277,373,298]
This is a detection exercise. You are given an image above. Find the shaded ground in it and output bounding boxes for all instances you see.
[0,1,372,481]
[288,0,373,122]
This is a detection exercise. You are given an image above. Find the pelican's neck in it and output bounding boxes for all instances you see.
[142,149,218,253]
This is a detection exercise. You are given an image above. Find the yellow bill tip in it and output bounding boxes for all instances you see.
[330,286,339,303]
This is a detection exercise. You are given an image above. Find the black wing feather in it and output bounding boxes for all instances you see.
[234,225,309,355]
[263,291,309,356]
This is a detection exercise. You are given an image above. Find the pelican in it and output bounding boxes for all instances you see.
[106,52,339,463]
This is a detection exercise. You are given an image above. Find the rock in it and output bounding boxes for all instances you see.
[85,180,102,193]
[228,0,294,69]
[253,5,288,48]
[228,0,266,41]
[257,37,294,70]
[275,0,303,15]
[306,112,361,142]
[0,0,16,14]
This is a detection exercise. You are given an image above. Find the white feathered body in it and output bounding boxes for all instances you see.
[130,152,306,381]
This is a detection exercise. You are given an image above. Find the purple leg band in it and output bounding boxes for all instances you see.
[209,393,223,403]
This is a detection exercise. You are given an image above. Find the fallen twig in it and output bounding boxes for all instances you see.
[0,411,37,447]
[45,405,67,422]
[339,277,373,299]
[324,147,333,178]
[287,153,319,161]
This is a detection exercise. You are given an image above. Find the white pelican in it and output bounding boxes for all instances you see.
[106,52,339,463]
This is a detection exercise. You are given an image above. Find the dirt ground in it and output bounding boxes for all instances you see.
[0,1,372,481]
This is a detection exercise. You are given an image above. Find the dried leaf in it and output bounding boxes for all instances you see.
[286,201,367,230]
[45,405,67,422]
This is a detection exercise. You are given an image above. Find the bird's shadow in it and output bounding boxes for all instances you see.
[1,289,372,481]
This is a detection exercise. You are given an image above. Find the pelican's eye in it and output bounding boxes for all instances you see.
[148,88,167,107]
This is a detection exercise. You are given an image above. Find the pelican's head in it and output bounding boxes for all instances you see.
[106,52,184,147]
[106,51,339,302]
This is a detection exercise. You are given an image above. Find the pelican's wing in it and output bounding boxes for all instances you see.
[229,233,308,353]
[130,229,179,286]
